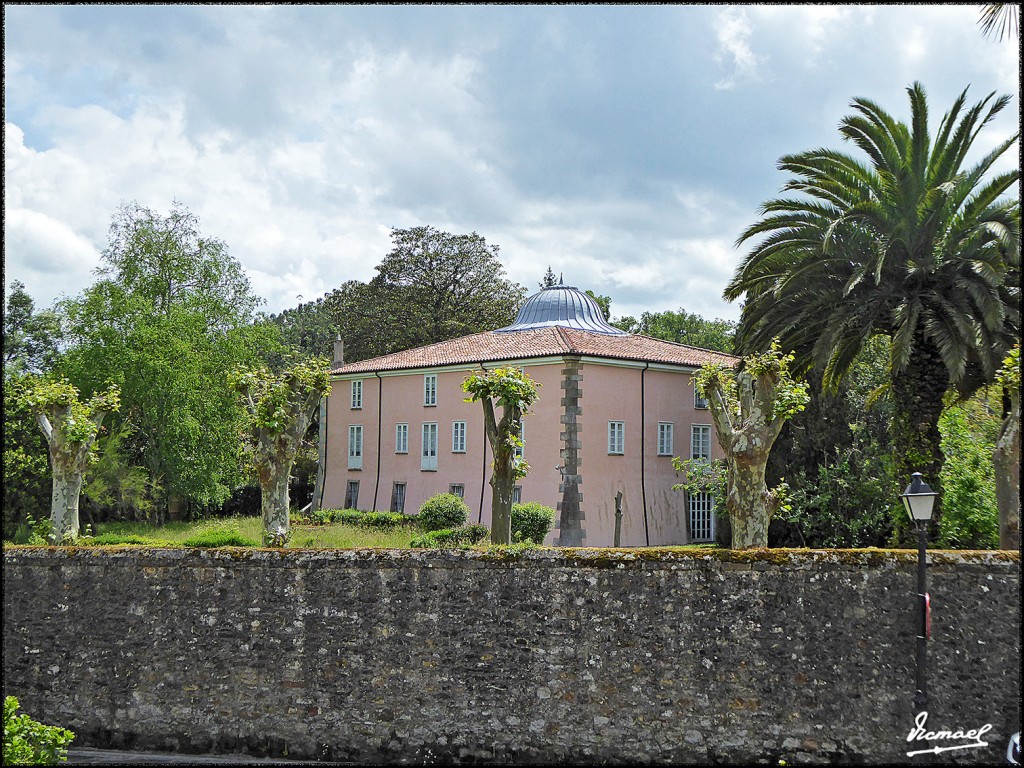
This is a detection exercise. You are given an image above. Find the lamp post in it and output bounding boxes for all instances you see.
[901,472,937,723]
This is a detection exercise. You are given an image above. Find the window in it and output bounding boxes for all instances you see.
[421,422,438,471]
[658,422,674,456]
[694,384,708,410]
[350,379,363,409]
[689,492,715,543]
[395,423,409,454]
[608,421,625,455]
[514,420,525,460]
[344,481,360,510]
[449,484,465,499]
[348,425,363,469]
[452,421,467,453]
[512,486,522,504]
[691,425,711,461]
[390,482,407,513]
[424,374,437,406]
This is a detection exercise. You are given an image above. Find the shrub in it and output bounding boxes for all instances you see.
[418,493,470,532]
[89,533,154,546]
[181,527,259,548]
[3,696,75,765]
[360,511,407,529]
[511,502,555,544]
[411,524,489,549]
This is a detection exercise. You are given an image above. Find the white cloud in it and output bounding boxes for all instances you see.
[713,8,763,90]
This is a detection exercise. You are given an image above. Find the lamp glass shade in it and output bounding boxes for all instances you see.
[901,473,937,521]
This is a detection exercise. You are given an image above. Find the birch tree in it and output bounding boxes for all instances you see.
[994,344,1020,549]
[462,367,539,544]
[20,379,120,541]
[696,342,809,549]
[231,358,330,546]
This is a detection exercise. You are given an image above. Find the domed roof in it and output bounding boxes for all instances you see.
[495,282,627,335]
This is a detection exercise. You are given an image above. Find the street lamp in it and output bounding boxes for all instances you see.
[901,472,937,722]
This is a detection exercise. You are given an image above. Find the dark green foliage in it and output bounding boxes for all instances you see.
[3,695,75,765]
[304,509,417,529]
[612,309,735,353]
[88,533,154,545]
[410,524,489,548]
[418,493,470,532]
[181,528,259,548]
[511,502,556,543]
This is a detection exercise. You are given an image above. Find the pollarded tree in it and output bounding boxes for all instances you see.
[19,378,120,541]
[994,344,1020,550]
[727,82,1020,542]
[231,358,331,546]
[695,342,809,549]
[462,367,540,544]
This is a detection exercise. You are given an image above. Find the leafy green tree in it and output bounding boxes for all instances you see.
[231,358,331,546]
[19,378,120,540]
[3,280,63,377]
[462,367,540,544]
[938,388,1000,549]
[727,82,1020,542]
[613,309,736,353]
[694,342,809,549]
[994,344,1020,549]
[3,374,52,540]
[585,290,612,321]
[539,266,559,288]
[324,227,525,362]
[58,201,282,521]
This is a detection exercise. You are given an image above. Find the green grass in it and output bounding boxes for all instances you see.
[91,516,419,549]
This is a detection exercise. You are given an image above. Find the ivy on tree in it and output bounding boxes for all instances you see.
[462,367,539,544]
[231,358,331,546]
[19,377,120,541]
[693,341,809,549]
[994,344,1020,550]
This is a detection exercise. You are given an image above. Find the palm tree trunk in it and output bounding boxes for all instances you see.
[891,334,949,544]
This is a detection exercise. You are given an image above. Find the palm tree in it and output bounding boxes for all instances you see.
[726,82,1020,541]
[978,3,1019,41]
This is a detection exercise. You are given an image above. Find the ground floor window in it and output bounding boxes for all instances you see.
[345,480,360,510]
[688,492,715,543]
[391,482,407,513]
[449,483,465,499]
[512,486,522,504]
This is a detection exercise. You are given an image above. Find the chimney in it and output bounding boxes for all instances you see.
[332,334,345,369]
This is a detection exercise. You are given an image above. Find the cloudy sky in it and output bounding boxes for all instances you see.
[4,4,1019,323]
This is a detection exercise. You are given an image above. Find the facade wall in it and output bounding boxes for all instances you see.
[4,548,1019,764]
[322,357,722,547]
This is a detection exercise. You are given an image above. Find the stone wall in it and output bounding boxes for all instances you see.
[3,547,1019,764]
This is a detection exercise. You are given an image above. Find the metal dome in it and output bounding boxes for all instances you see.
[495,283,627,335]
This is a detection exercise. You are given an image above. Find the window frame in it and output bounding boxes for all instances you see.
[421,422,438,471]
[452,420,467,453]
[347,425,363,469]
[691,424,712,461]
[350,379,363,409]
[424,374,437,407]
[390,482,407,513]
[449,483,465,499]
[395,423,409,454]
[657,422,674,457]
[608,420,625,455]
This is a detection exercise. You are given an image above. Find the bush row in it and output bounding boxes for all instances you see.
[411,524,490,549]
[300,508,417,528]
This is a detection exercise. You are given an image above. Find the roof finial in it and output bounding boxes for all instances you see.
[559,272,564,284]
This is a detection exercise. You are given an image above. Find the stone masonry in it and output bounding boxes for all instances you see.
[556,356,584,546]
[2,547,1020,764]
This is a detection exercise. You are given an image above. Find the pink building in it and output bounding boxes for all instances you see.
[318,283,738,547]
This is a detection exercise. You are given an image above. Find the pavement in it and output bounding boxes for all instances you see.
[66,747,352,765]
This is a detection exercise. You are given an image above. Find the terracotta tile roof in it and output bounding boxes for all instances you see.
[332,327,738,374]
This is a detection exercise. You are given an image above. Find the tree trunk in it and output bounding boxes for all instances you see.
[167,493,185,522]
[490,473,515,544]
[50,467,84,541]
[890,333,949,544]
[727,455,771,549]
[259,460,292,546]
[994,388,1020,550]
